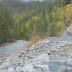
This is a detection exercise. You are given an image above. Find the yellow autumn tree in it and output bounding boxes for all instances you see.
[64,4,72,22]
[56,21,65,32]
[25,16,39,37]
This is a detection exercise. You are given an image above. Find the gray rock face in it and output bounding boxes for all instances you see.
[22,64,34,72]
[45,40,50,44]
[11,58,19,65]
[50,53,61,62]
[66,58,72,65]
[0,69,6,72]
[35,65,49,71]
[56,66,66,72]
[16,66,22,72]
[47,50,51,55]
[7,67,16,72]
[34,67,48,72]
[67,67,72,71]
[0,39,72,72]
[31,59,42,66]
[36,53,50,62]
[0,61,12,69]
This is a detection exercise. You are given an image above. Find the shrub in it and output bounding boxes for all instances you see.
[56,21,65,32]
[30,35,41,43]
[25,35,41,49]
[69,25,72,31]
[8,39,15,42]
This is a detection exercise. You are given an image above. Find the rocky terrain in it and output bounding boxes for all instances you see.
[0,39,72,72]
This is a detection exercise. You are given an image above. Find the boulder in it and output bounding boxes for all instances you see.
[67,67,72,71]
[45,40,50,44]
[0,69,6,72]
[16,66,22,72]
[34,67,46,72]
[66,58,72,65]
[58,59,65,63]
[60,44,66,47]
[35,69,48,72]
[36,53,50,62]
[22,64,34,72]
[50,53,60,62]
[47,50,51,55]
[51,46,59,52]
[31,59,42,66]
[61,41,67,44]
[67,42,72,46]
[19,63,24,67]
[19,58,24,64]
[0,61,12,69]
[11,58,19,65]
[35,65,49,71]
[56,66,66,72]
[7,67,16,72]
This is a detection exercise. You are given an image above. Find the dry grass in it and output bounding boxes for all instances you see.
[69,25,72,32]
[25,35,41,49]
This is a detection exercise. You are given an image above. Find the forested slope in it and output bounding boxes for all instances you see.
[0,0,72,43]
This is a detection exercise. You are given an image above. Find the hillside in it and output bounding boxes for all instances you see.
[0,0,72,72]
[0,0,69,43]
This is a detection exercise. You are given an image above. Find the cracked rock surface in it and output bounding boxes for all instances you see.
[0,39,72,72]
